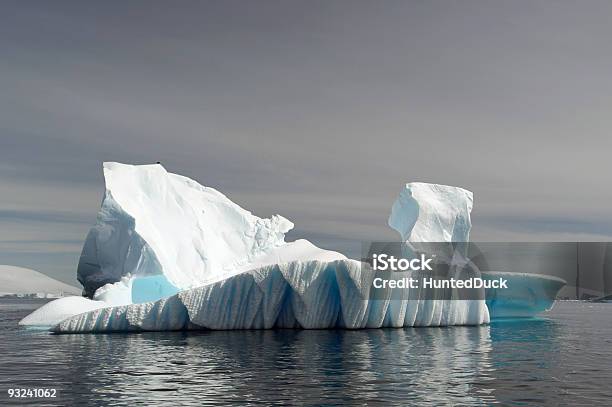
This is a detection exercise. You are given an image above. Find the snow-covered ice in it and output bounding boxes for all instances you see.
[0,265,81,298]
[22,163,493,332]
[19,296,107,327]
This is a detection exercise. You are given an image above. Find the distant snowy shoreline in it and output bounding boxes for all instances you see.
[0,265,81,299]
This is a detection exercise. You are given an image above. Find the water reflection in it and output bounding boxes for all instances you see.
[49,326,495,405]
[3,302,612,406]
[483,318,561,405]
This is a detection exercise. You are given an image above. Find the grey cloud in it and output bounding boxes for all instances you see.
[0,210,93,225]
[1,0,612,281]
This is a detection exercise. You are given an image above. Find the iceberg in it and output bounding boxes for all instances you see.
[22,163,492,332]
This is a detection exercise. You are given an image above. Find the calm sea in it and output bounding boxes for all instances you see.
[1,299,611,406]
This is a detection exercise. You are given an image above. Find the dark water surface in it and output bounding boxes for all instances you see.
[1,300,611,406]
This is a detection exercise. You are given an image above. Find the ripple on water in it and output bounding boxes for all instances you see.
[1,301,612,405]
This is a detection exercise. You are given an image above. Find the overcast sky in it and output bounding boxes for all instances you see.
[2,1,612,285]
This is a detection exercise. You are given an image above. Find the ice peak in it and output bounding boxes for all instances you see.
[78,162,297,303]
[388,182,473,242]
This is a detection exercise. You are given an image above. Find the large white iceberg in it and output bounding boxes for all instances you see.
[21,163,492,332]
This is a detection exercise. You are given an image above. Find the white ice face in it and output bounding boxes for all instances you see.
[52,259,490,333]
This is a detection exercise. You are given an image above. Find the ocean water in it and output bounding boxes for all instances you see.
[1,300,611,406]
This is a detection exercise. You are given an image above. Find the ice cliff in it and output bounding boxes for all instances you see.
[77,162,310,303]
[21,163,490,332]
